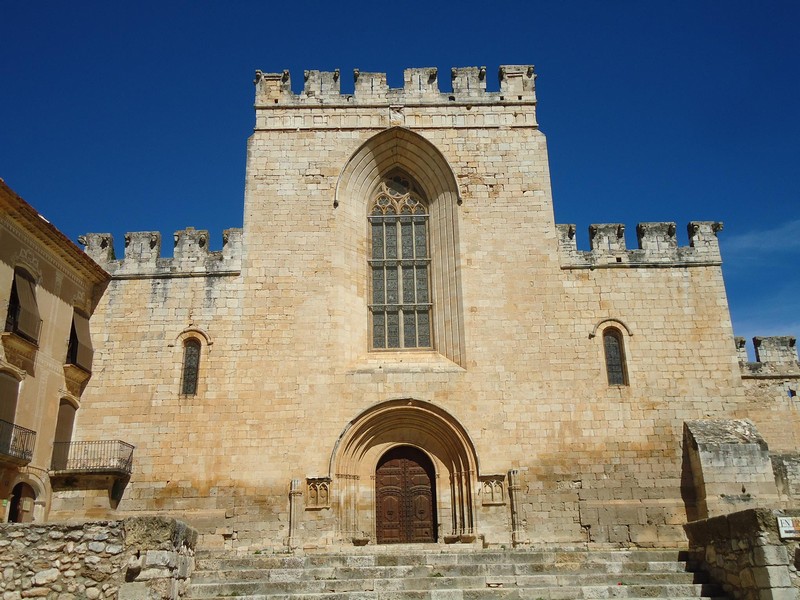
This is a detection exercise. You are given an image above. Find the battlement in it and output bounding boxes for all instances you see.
[556,221,723,268]
[80,227,242,278]
[737,336,800,378]
[253,65,536,107]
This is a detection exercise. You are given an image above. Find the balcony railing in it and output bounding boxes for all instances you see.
[0,419,36,465]
[50,440,134,476]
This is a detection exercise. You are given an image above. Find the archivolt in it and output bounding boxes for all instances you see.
[589,317,634,338]
[333,127,466,366]
[330,398,479,538]
[334,127,461,209]
[330,398,478,477]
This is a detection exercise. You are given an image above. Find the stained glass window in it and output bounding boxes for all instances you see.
[181,339,201,395]
[603,329,627,385]
[369,175,432,349]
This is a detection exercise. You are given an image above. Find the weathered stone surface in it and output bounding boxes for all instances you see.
[51,65,799,555]
[686,508,800,598]
[0,519,196,600]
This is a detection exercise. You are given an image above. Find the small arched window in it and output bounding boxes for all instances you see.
[181,339,201,396]
[603,328,628,386]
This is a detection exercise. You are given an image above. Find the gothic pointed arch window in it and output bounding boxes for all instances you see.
[603,327,628,386]
[181,338,202,395]
[369,173,432,349]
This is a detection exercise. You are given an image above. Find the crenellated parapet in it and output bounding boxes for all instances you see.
[80,228,242,278]
[738,336,800,378]
[556,221,723,269]
[252,66,538,131]
[254,65,535,106]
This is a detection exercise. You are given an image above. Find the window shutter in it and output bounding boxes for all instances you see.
[14,271,41,342]
[72,312,94,371]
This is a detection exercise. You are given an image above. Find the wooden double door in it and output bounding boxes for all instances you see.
[375,446,437,543]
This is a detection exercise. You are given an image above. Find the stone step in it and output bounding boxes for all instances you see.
[189,572,712,595]
[187,586,726,600]
[194,550,693,571]
[191,562,701,583]
[187,549,728,600]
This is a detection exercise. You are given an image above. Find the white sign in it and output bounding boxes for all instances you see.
[777,516,800,539]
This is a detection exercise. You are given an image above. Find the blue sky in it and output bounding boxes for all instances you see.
[2,1,798,355]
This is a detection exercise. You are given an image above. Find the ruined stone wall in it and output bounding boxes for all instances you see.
[736,336,800,454]
[685,508,800,600]
[0,517,196,600]
[68,66,794,551]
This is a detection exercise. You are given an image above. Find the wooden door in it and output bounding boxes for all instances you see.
[376,446,436,543]
[9,482,36,523]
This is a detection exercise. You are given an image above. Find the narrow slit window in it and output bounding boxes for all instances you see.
[181,339,201,395]
[368,175,432,349]
[603,328,628,386]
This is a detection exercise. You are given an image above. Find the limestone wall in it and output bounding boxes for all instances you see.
[0,516,196,600]
[66,66,799,550]
[736,336,800,454]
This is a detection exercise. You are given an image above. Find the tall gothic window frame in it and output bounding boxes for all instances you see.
[368,172,433,350]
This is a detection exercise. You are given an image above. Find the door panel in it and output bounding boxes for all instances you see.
[376,446,436,543]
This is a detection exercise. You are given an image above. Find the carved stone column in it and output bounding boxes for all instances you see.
[287,479,302,550]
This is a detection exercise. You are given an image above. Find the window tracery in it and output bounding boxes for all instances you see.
[368,175,431,349]
[306,477,331,509]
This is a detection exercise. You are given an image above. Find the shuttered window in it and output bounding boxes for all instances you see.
[5,269,41,343]
[67,311,94,372]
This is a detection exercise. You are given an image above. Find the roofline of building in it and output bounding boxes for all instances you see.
[0,178,110,286]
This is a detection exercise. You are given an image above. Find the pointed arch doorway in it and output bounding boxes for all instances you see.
[332,399,479,545]
[376,446,437,543]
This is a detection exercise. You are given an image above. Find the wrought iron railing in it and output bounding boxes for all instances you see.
[50,440,134,475]
[0,419,36,464]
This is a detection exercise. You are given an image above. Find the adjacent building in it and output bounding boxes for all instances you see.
[0,179,115,522]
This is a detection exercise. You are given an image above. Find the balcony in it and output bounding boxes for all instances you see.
[50,440,134,477]
[0,419,36,466]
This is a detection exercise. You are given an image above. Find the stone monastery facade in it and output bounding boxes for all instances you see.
[7,65,797,550]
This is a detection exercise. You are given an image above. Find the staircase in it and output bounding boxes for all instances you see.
[186,546,729,600]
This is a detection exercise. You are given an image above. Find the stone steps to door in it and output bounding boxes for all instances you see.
[188,589,728,600]
[194,549,696,571]
[191,564,703,583]
[186,548,729,600]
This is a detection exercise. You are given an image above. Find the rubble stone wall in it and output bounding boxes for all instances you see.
[685,508,800,600]
[0,517,196,600]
